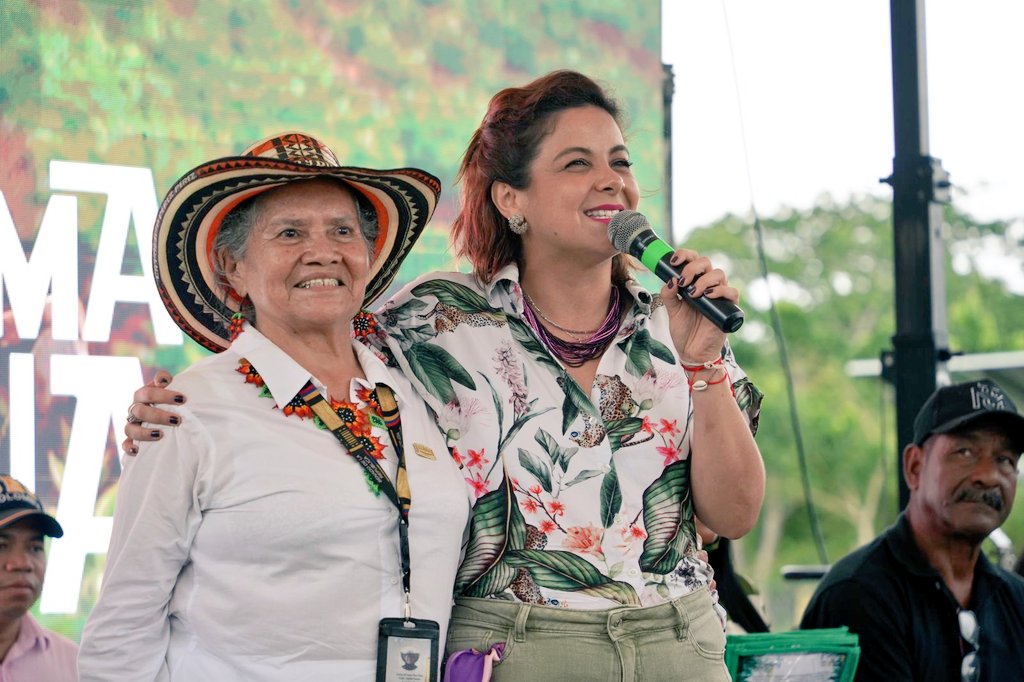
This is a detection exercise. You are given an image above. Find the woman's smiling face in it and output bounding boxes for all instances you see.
[220,178,372,341]
[513,105,639,266]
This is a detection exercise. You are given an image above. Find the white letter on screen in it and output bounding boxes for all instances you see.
[48,161,182,345]
[8,352,36,490]
[39,353,144,614]
[0,191,79,341]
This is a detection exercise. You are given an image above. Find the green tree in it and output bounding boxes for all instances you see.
[683,194,1024,628]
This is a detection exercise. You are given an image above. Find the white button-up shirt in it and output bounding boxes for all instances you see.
[79,327,470,682]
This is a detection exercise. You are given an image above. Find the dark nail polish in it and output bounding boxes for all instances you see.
[686,284,698,297]
[169,416,180,425]
[151,430,162,439]
[174,395,184,404]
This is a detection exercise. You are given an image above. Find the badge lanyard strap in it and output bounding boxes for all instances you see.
[298,381,414,619]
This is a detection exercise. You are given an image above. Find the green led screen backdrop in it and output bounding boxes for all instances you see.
[0,0,666,640]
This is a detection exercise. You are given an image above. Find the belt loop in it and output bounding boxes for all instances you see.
[514,604,531,642]
[670,596,690,641]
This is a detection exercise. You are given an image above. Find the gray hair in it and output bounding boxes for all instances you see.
[212,179,380,322]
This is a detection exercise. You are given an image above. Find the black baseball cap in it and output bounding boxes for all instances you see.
[913,379,1024,451]
[0,474,63,538]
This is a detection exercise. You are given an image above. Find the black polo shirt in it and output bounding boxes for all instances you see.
[799,513,1024,681]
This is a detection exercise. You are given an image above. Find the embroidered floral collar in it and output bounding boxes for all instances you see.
[236,354,390,494]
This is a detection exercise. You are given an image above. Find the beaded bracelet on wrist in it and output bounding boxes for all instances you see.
[687,366,730,392]
[680,356,735,394]
[680,355,725,373]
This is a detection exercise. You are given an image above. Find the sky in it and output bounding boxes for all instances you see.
[662,1,1024,263]
[660,1,1024,538]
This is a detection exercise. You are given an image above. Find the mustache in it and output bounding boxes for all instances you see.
[956,488,1005,511]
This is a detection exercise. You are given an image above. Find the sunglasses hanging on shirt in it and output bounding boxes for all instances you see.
[958,608,980,682]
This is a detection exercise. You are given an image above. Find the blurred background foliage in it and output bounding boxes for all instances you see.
[2,0,1022,640]
[2,0,666,642]
[684,194,1024,627]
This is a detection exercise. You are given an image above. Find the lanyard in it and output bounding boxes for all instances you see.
[296,380,414,617]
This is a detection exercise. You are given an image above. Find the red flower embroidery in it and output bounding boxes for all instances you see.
[658,418,680,437]
[657,441,680,466]
[237,359,389,495]
[626,524,647,540]
[328,398,371,434]
[466,448,489,469]
[548,500,565,516]
[282,397,313,420]
[355,385,380,411]
[228,312,245,342]
[351,310,379,340]
[529,485,543,495]
[354,432,387,460]
[563,524,605,558]
[451,446,464,467]
[236,359,265,387]
[521,498,539,514]
[466,471,489,498]
[539,520,556,534]
[641,416,654,434]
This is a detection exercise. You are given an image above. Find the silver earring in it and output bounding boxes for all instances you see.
[508,214,528,235]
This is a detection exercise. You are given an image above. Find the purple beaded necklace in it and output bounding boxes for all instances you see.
[521,286,624,367]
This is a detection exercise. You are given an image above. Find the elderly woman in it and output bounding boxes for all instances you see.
[124,72,765,681]
[79,134,469,682]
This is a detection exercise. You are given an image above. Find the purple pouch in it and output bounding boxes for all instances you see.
[443,642,506,682]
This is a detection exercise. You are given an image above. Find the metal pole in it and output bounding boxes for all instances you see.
[662,62,674,237]
[887,0,950,509]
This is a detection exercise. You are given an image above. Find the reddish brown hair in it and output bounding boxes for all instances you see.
[452,70,634,284]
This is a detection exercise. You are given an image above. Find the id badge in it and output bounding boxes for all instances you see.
[375,617,439,682]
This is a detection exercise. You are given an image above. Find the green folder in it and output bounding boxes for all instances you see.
[725,628,860,681]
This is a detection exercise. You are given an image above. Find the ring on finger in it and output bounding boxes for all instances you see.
[126,401,145,424]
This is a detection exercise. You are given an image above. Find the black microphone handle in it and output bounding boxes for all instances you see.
[650,253,745,333]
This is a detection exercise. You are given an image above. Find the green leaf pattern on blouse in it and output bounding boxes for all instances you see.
[374,272,763,607]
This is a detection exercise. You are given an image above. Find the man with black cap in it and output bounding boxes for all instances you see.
[800,379,1024,681]
[0,474,78,681]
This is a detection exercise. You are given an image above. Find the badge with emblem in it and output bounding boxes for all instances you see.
[377,617,439,682]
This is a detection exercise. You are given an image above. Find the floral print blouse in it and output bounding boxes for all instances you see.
[369,265,762,610]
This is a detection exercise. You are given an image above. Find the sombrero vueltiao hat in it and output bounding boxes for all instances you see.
[154,131,441,352]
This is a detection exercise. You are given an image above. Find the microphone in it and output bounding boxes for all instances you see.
[608,210,744,333]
